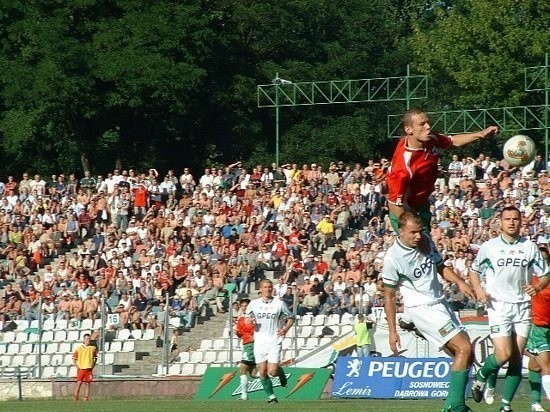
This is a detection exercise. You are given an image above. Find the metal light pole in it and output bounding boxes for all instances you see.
[258,69,428,167]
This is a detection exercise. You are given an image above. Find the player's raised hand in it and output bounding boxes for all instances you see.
[480,125,499,139]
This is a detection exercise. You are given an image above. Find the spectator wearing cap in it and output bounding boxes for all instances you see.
[322,290,341,316]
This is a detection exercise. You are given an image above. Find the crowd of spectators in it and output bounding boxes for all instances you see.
[0,152,548,334]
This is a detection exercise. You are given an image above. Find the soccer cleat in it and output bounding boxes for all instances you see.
[73,397,78,401]
[499,406,513,412]
[484,386,495,405]
[84,397,89,402]
[279,371,287,388]
[442,405,473,412]
[531,403,546,412]
[470,379,485,403]
[267,397,278,404]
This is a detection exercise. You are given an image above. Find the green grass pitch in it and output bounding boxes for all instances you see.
[0,398,540,412]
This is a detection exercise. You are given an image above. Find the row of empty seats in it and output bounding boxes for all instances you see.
[0,352,116,368]
[0,340,135,356]
[0,328,155,346]
[5,318,103,332]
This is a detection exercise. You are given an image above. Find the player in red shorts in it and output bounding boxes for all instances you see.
[73,333,98,401]
[387,107,498,232]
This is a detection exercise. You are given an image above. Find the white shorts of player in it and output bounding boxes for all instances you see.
[407,301,462,350]
[254,341,282,364]
[487,299,531,338]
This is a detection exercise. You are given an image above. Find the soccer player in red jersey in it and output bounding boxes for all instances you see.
[387,108,498,232]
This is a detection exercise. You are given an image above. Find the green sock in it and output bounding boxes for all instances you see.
[261,376,274,397]
[529,370,542,404]
[448,369,469,409]
[477,354,500,382]
[487,370,498,389]
[501,365,522,407]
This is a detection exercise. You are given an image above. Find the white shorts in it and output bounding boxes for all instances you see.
[487,299,531,338]
[253,341,282,364]
[407,301,462,350]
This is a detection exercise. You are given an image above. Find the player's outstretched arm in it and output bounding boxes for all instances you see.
[468,269,490,304]
[452,126,498,147]
[523,275,550,296]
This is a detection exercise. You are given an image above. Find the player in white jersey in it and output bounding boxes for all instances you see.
[470,206,550,412]
[383,212,476,412]
[246,279,294,403]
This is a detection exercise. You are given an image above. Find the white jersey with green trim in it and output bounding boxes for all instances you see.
[246,296,293,344]
[382,237,445,307]
[472,235,548,303]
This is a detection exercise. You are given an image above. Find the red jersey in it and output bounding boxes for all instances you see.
[387,132,452,209]
[133,186,148,208]
[236,316,255,345]
[532,277,550,326]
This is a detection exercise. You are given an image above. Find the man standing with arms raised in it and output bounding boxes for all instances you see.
[470,206,549,412]
[383,212,476,412]
[246,279,294,403]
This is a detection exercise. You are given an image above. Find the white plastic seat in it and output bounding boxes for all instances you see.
[27,333,39,343]
[168,364,181,374]
[23,354,37,367]
[130,330,142,340]
[286,327,296,338]
[0,344,8,354]
[63,354,74,365]
[202,351,217,363]
[7,343,20,354]
[298,326,312,338]
[42,366,55,378]
[15,332,28,342]
[177,352,190,363]
[341,325,353,335]
[330,325,341,335]
[313,326,326,337]
[180,364,194,375]
[29,320,40,329]
[327,314,340,326]
[319,337,332,346]
[212,339,225,350]
[42,331,54,342]
[92,319,102,330]
[15,320,26,331]
[341,312,353,325]
[117,329,131,341]
[298,315,312,326]
[216,351,228,363]
[2,331,15,342]
[169,317,181,327]
[221,328,230,338]
[199,339,213,350]
[109,341,122,352]
[19,343,33,354]
[55,319,68,330]
[312,314,326,326]
[122,341,134,352]
[55,366,68,377]
[282,338,292,350]
[42,319,56,330]
[45,343,59,354]
[11,354,25,367]
[80,319,93,330]
[305,337,319,348]
[66,330,80,342]
[58,342,72,353]
[193,363,207,375]
[190,351,203,363]
[53,331,67,342]
[103,353,114,365]
[39,354,51,366]
[140,329,154,340]
[68,366,77,377]
[50,354,64,366]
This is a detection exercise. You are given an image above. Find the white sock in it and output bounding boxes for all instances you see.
[240,374,248,399]
[542,375,550,400]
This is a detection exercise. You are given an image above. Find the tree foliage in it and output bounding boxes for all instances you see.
[0,0,547,175]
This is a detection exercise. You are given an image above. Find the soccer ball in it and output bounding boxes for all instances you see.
[502,134,536,167]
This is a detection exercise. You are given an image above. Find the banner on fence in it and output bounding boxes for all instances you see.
[195,367,330,400]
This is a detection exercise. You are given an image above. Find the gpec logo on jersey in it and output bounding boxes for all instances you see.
[496,258,528,267]
[413,254,436,279]
[346,359,362,377]
[257,312,278,319]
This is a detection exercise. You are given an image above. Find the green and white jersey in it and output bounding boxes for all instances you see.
[382,237,444,307]
[246,296,293,344]
[472,235,548,303]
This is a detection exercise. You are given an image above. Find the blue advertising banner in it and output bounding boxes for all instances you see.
[332,356,452,399]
